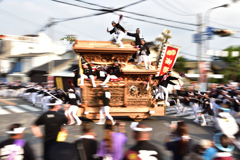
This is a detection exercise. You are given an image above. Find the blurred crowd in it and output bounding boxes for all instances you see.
[0,80,239,160]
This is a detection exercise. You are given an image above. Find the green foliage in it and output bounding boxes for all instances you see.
[173,56,188,73]
[61,35,77,44]
[218,46,240,82]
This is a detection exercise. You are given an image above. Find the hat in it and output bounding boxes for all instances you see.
[68,88,74,92]
[213,132,234,152]
[112,21,116,24]
[6,127,26,134]
[216,104,231,112]
[167,71,172,75]
[136,28,140,31]
[82,62,88,65]
[114,60,119,63]
[130,122,152,132]
[47,98,62,106]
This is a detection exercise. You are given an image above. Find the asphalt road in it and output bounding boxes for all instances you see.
[0,97,239,160]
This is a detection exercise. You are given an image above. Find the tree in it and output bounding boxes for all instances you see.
[218,46,240,82]
[173,56,188,73]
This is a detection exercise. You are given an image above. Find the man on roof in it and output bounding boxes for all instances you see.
[107,15,126,48]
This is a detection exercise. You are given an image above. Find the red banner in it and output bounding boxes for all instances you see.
[199,62,207,83]
[159,45,180,76]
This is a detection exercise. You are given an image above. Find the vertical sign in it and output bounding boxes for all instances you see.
[48,76,54,88]
[199,62,207,83]
[159,45,180,76]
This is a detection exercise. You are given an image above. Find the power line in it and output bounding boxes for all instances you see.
[211,20,240,30]
[51,0,195,31]
[73,0,197,26]
[0,9,40,27]
[158,0,196,16]
[117,14,195,31]
[151,0,196,17]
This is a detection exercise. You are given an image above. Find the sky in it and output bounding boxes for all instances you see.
[0,0,240,60]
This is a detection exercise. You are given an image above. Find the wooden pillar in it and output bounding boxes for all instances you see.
[124,77,127,107]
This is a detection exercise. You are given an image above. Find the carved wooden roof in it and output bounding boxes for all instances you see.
[72,40,138,64]
[73,40,137,53]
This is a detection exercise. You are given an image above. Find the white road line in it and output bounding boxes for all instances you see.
[18,105,41,112]
[4,105,26,113]
[166,111,177,115]
[0,107,11,115]
[184,115,196,119]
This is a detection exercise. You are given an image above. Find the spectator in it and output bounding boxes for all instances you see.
[97,119,128,160]
[165,121,193,160]
[184,144,204,160]
[123,122,164,160]
[200,140,217,160]
[31,98,69,160]
[75,122,98,160]
[213,133,235,160]
[0,123,35,160]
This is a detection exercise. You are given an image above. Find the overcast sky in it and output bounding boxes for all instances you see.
[0,0,240,60]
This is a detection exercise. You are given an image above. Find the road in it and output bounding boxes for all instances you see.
[0,97,239,160]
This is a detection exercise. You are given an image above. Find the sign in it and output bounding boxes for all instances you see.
[159,45,180,76]
[199,62,207,83]
[48,76,54,88]
[232,51,239,57]
[206,27,214,39]
[193,34,202,43]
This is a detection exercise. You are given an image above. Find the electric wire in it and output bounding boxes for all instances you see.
[51,0,195,31]
[151,0,196,16]
[73,0,197,26]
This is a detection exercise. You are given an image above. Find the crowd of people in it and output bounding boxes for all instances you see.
[0,79,239,160]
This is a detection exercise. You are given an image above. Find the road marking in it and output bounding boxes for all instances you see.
[184,115,196,119]
[0,98,17,105]
[18,105,41,112]
[0,107,11,115]
[4,105,26,113]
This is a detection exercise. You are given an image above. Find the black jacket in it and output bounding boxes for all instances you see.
[155,75,178,88]
[127,32,141,46]
[83,65,94,77]
[109,23,126,34]
[103,90,110,106]
[139,43,150,56]
[201,98,214,115]
[95,70,106,81]
[107,66,121,77]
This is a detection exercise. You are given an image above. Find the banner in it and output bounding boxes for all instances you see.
[199,62,207,83]
[159,45,180,76]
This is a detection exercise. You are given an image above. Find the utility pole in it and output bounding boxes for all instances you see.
[48,18,55,88]
[197,13,203,90]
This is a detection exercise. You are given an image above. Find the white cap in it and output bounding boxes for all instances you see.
[6,127,26,134]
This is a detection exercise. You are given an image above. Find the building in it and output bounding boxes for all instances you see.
[0,32,66,82]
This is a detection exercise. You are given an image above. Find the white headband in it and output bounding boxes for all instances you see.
[130,122,152,132]
[47,100,62,106]
[6,127,25,134]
